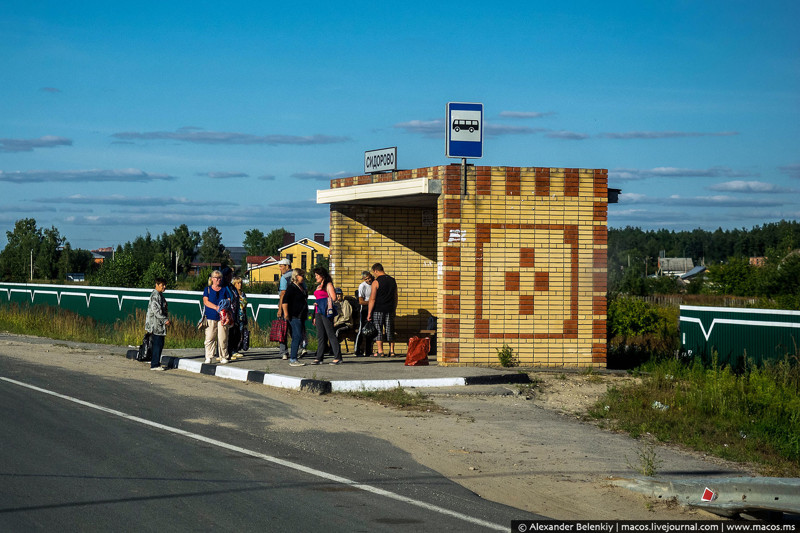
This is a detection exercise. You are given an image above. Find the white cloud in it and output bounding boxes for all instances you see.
[599,131,739,140]
[112,128,349,146]
[0,168,177,183]
[778,163,800,179]
[0,136,72,153]
[618,192,784,207]
[291,171,349,181]
[195,171,249,179]
[498,111,556,119]
[545,130,589,140]
[484,124,543,136]
[393,119,444,138]
[706,180,794,193]
[33,194,235,207]
[609,166,757,181]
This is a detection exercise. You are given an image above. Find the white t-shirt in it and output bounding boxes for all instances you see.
[358,280,372,302]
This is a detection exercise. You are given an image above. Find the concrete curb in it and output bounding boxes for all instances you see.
[156,355,528,395]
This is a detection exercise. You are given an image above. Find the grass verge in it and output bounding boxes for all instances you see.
[0,302,280,350]
[346,386,448,414]
[589,355,800,476]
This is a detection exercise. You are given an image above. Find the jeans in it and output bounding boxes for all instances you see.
[280,321,307,355]
[288,317,304,362]
[150,334,165,368]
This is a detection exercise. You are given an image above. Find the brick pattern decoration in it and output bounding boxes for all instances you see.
[326,165,608,367]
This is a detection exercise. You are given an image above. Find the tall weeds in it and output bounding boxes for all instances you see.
[591,354,800,476]
[0,302,273,350]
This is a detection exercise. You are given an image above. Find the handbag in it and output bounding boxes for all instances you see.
[268,319,288,344]
[361,320,377,339]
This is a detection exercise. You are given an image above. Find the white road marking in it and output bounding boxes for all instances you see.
[1,376,507,531]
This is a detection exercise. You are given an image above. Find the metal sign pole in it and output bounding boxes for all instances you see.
[461,157,467,197]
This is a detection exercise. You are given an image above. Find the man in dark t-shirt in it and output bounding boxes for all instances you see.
[367,263,398,357]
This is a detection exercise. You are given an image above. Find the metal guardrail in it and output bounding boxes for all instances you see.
[611,476,800,518]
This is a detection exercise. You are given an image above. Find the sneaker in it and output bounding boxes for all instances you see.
[218,358,230,365]
[150,366,165,371]
[289,361,305,367]
[204,358,212,364]
[281,354,288,360]
[299,348,308,356]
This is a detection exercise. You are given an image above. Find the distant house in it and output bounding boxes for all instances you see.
[658,257,694,277]
[91,247,114,264]
[750,257,766,267]
[248,258,283,284]
[279,237,330,273]
[189,262,222,276]
[247,235,330,283]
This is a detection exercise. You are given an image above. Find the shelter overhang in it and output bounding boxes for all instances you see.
[316,177,441,208]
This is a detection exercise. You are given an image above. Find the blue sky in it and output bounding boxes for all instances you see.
[1,1,798,250]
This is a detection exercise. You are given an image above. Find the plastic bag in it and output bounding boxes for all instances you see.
[137,332,153,362]
[405,336,430,366]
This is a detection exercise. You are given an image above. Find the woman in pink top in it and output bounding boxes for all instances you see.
[310,266,342,365]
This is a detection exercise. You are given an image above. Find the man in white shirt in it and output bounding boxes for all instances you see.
[354,271,373,356]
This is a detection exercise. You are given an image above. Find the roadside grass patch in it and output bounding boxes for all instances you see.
[589,355,800,476]
[0,302,270,350]
[626,441,663,477]
[346,386,448,413]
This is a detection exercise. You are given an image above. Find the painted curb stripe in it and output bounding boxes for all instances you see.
[330,377,466,392]
[162,356,524,393]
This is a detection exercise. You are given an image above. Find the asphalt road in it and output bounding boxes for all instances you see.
[0,353,541,531]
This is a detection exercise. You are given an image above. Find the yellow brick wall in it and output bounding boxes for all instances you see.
[330,205,438,350]
[328,164,607,367]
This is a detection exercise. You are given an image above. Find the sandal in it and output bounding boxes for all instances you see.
[389,352,397,357]
[371,352,383,357]
[329,359,343,365]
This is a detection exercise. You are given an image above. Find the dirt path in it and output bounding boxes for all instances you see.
[0,334,749,520]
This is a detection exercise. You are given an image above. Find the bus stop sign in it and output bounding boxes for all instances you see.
[446,102,483,159]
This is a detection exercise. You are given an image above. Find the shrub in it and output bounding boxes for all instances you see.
[496,344,517,367]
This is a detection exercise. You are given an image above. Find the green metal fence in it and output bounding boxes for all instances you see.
[680,305,800,367]
[0,282,309,330]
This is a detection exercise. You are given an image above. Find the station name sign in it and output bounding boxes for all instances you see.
[364,147,397,174]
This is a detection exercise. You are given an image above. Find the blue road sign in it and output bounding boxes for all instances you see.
[446,102,483,158]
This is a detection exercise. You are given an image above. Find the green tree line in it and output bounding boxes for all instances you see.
[0,218,288,289]
[610,220,800,308]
